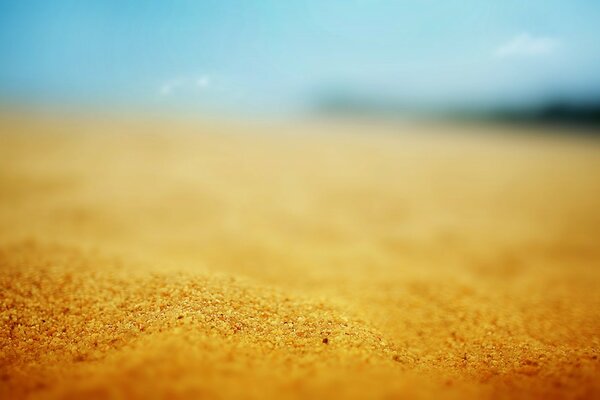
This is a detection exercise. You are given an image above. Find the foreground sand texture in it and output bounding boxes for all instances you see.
[1,115,599,399]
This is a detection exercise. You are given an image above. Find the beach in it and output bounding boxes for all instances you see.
[1,115,599,399]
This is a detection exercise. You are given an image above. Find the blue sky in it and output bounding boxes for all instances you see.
[1,0,600,114]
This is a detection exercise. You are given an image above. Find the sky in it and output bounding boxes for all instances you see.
[1,0,600,115]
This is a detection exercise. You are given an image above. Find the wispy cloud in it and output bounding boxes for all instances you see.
[494,33,560,59]
[196,75,211,88]
[159,79,183,96]
[159,75,211,96]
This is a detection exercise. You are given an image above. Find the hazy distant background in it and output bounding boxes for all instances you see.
[1,1,600,120]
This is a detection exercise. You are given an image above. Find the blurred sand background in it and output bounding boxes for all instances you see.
[1,114,599,399]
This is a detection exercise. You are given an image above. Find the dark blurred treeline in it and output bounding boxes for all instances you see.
[486,102,600,125]
[312,90,600,129]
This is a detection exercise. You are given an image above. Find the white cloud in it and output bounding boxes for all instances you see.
[159,78,183,96]
[494,33,560,59]
[159,75,211,96]
[196,75,211,88]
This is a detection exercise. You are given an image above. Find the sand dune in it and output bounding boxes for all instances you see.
[1,115,599,399]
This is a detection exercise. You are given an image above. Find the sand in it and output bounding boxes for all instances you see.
[1,115,599,399]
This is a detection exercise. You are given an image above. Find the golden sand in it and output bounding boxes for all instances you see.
[1,115,599,399]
